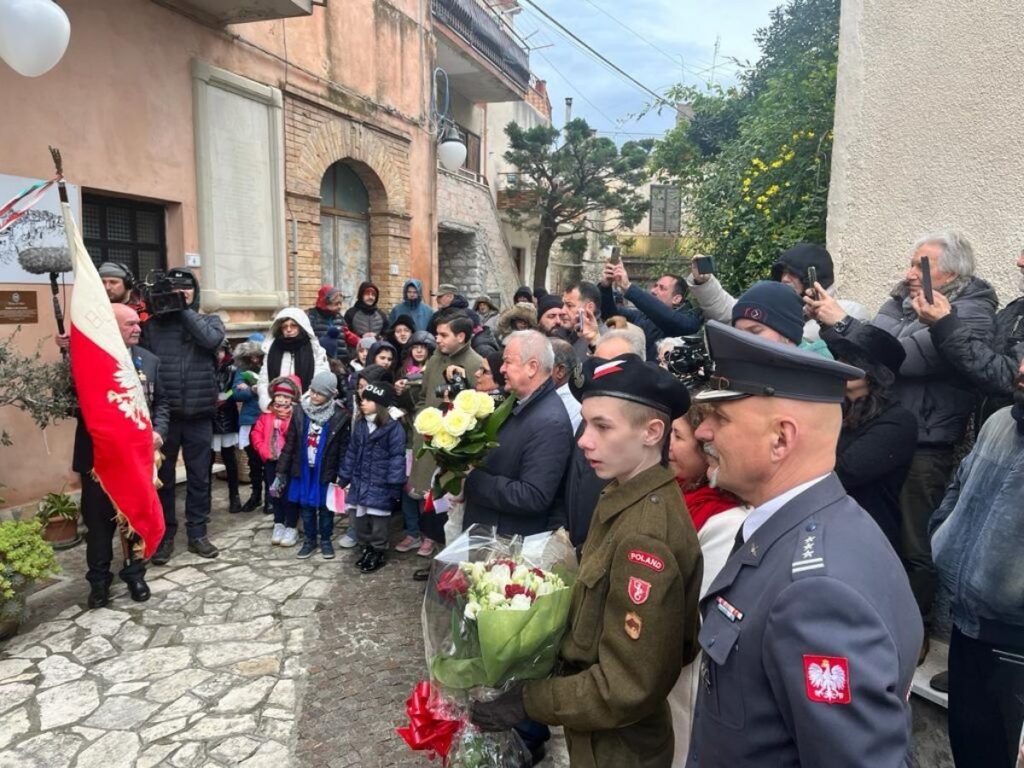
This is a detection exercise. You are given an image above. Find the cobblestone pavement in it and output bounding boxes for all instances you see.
[0,483,569,767]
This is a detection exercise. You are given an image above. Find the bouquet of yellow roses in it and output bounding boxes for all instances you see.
[413,390,516,501]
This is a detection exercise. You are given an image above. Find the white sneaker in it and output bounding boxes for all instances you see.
[271,523,285,545]
[338,531,359,549]
[280,527,299,547]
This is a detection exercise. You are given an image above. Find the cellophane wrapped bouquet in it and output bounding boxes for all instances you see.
[397,525,578,767]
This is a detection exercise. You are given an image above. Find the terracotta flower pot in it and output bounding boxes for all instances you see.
[41,516,80,550]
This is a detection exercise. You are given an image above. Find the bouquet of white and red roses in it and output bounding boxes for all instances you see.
[397,526,577,767]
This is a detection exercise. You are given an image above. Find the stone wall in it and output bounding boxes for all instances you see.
[436,170,520,305]
[829,0,1024,313]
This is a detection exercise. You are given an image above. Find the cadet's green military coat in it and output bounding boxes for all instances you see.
[524,464,703,767]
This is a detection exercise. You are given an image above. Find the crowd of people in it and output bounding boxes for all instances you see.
[62,233,1024,767]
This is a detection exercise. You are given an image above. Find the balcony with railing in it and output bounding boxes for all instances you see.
[153,0,313,24]
[432,0,530,101]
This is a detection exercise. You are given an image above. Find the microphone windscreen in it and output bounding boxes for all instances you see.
[17,247,73,275]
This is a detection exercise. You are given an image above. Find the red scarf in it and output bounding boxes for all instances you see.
[681,482,740,532]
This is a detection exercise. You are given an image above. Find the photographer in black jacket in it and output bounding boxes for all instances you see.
[140,267,225,564]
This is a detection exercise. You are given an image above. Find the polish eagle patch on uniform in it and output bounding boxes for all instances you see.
[628,549,665,572]
[627,576,651,605]
[803,655,851,704]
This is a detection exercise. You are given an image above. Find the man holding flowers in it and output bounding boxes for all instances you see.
[471,354,702,768]
[462,330,575,537]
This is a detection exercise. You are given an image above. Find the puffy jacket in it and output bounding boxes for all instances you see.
[344,281,389,337]
[388,278,434,333]
[463,377,575,536]
[213,360,240,435]
[256,308,330,412]
[930,295,1024,426]
[828,276,997,445]
[338,417,407,510]
[931,406,1024,644]
[307,306,360,349]
[233,369,262,427]
[277,406,352,485]
[139,271,225,419]
[250,410,293,463]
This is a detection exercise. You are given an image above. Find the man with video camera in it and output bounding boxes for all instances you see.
[140,267,226,564]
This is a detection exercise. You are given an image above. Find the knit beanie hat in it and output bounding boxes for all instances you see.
[270,376,301,400]
[513,286,534,304]
[361,381,393,408]
[537,294,564,320]
[731,281,805,344]
[357,336,376,351]
[310,370,339,398]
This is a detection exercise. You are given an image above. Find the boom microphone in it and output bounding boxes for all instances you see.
[17,246,73,275]
[17,246,72,352]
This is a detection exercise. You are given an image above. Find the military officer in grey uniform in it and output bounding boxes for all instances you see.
[686,321,923,767]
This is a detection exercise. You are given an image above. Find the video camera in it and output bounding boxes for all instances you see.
[140,270,194,316]
[665,335,713,389]
[435,369,469,400]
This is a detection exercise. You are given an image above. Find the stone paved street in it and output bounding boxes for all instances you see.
[0,483,569,767]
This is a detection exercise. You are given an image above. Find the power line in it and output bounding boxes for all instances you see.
[534,50,619,127]
[518,0,671,106]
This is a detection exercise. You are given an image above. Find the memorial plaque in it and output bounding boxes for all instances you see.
[0,290,38,324]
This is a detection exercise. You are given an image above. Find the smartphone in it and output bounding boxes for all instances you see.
[608,246,621,265]
[576,309,584,331]
[807,266,821,300]
[920,256,934,304]
[694,255,715,275]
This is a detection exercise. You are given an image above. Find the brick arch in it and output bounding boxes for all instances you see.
[292,119,409,216]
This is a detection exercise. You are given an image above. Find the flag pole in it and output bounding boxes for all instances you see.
[47,147,69,351]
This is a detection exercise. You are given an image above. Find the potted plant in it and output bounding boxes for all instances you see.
[36,489,80,549]
[0,519,60,641]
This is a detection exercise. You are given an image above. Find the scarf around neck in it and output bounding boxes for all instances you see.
[300,393,336,425]
[268,334,314,392]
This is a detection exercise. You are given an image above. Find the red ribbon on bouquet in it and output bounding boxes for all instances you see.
[396,681,463,763]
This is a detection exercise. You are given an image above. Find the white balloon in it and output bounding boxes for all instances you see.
[0,0,71,78]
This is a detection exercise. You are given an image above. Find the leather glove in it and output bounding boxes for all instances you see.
[269,477,286,498]
[468,686,527,732]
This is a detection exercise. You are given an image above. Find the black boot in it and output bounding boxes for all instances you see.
[360,548,386,573]
[150,539,174,566]
[229,495,242,514]
[241,492,262,513]
[87,582,110,609]
[125,578,151,603]
[188,537,220,559]
[354,545,373,569]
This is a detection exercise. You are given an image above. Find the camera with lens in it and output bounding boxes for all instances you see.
[140,270,193,316]
[434,370,469,400]
[665,335,712,389]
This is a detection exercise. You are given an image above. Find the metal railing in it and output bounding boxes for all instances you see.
[431,0,530,92]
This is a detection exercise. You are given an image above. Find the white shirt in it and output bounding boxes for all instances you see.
[556,382,583,433]
[741,474,830,542]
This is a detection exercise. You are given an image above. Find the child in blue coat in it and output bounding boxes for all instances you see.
[338,381,407,572]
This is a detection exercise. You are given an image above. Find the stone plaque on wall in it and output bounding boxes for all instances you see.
[192,61,288,311]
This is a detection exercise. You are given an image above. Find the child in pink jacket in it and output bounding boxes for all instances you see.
[250,375,302,546]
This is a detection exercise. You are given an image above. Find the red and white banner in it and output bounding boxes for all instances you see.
[63,202,164,558]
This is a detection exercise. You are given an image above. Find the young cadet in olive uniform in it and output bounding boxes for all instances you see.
[472,354,703,767]
[686,321,923,767]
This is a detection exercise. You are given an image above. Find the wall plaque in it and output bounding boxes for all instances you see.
[0,290,38,324]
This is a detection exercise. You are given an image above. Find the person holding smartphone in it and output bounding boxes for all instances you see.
[805,231,996,663]
[600,259,702,362]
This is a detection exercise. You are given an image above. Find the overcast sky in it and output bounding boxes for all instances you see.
[509,0,783,140]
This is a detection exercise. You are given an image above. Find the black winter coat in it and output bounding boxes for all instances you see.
[277,406,351,485]
[835,399,919,552]
[463,377,574,536]
[561,421,609,550]
[930,295,1024,426]
[213,362,240,435]
[140,303,225,419]
[338,417,407,510]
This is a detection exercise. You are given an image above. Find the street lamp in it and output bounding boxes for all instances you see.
[438,122,467,172]
[432,68,467,173]
[0,0,71,78]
